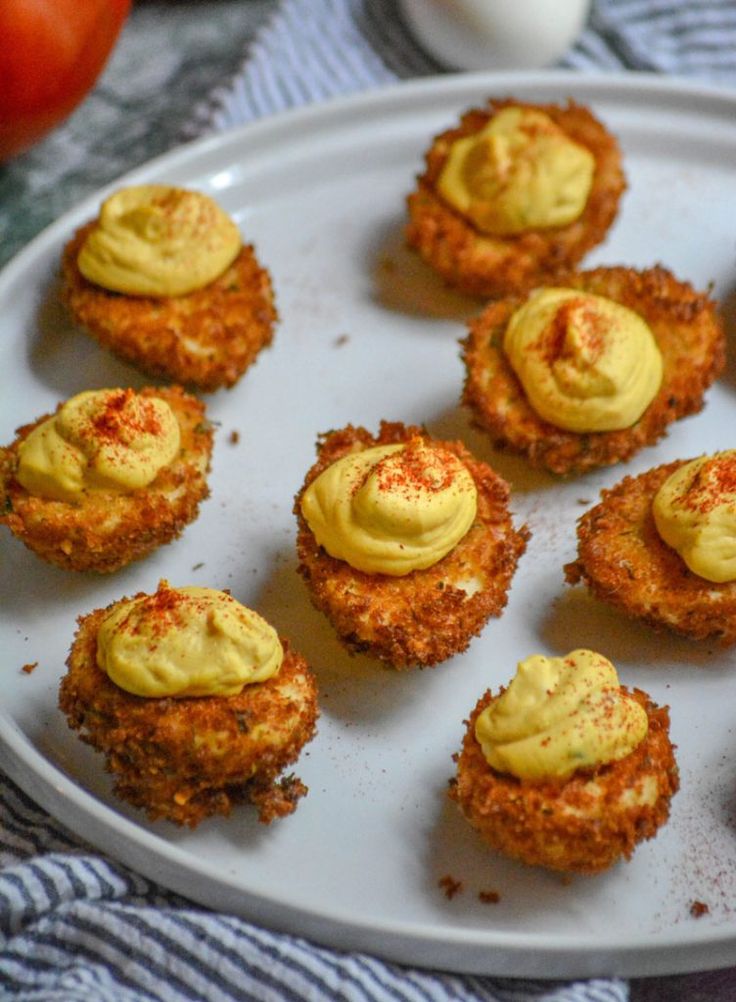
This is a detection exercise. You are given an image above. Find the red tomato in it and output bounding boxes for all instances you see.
[0,0,132,161]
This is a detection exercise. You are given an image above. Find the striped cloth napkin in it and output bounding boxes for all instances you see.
[194,0,736,132]
[3,2,736,1000]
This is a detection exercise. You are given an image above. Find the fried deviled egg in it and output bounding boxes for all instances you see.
[406,99,625,298]
[450,649,678,874]
[462,265,725,475]
[295,420,529,669]
[0,385,212,572]
[61,185,277,391]
[565,451,736,644]
[59,580,319,827]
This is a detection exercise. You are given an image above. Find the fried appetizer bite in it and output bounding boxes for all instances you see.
[61,185,277,391]
[0,385,212,572]
[295,421,529,669]
[450,649,678,874]
[565,451,736,644]
[406,98,625,298]
[59,581,318,827]
[462,265,725,476]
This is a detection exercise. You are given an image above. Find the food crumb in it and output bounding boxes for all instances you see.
[478,889,500,904]
[21,662,38,675]
[438,874,463,899]
[192,562,205,571]
[690,900,710,918]
[229,430,240,445]
[333,334,350,348]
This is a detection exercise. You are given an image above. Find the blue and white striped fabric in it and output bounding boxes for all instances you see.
[195,0,736,133]
[4,2,736,1000]
[1,780,629,1001]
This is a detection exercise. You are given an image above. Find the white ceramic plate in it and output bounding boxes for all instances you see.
[2,72,736,979]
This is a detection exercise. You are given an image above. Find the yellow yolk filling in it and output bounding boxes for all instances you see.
[653,450,736,583]
[96,581,283,698]
[300,438,478,576]
[16,388,180,502]
[78,185,242,296]
[437,106,595,236]
[503,287,662,433]
[475,649,648,781]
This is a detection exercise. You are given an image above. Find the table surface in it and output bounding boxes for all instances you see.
[0,0,274,270]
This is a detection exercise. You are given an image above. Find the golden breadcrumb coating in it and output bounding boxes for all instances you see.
[294,421,529,669]
[462,265,725,476]
[0,385,212,573]
[565,460,736,644]
[450,686,678,874]
[60,597,319,827]
[406,98,625,298]
[61,221,277,392]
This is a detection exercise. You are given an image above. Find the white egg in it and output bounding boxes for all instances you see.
[399,0,591,71]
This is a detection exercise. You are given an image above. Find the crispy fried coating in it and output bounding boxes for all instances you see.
[565,460,736,644]
[59,598,318,827]
[0,385,212,573]
[450,686,678,874]
[462,265,725,476]
[406,98,625,298]
[61,222,277,392]
[294,421,529,669]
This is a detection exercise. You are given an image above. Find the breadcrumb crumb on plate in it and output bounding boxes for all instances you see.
[406,98,625,299]
[0,385,212,573]
[462,265,725,476]
[565,460,736,644]
[61,222,277,392]
[59,597,318,827]
[294,420,529,669]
